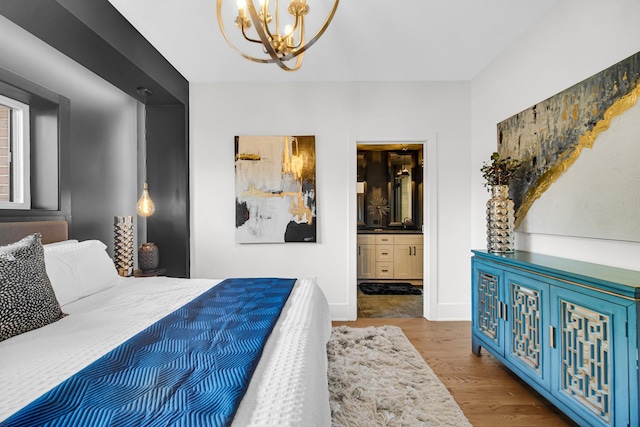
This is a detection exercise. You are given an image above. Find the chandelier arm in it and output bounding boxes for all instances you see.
[241,25,263,44]
[277,0,339,62]
[282,15,298,38]
[282,20,305,71]
[288,16,304,50]
[259,1,274,40]
[274,0,280,34]
[246,0,293,70]
[217,0,276,64]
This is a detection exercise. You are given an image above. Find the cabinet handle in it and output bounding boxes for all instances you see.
[408,245,412,256]
[549,326,556,348]
[382,252,388,255]
[413,246,416,256]
[358,246,361,256]
[498,302,508,321]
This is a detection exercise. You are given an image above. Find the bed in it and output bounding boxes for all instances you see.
[0,221,332,426]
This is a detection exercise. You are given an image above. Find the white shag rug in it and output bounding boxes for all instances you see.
[328,325,472,427]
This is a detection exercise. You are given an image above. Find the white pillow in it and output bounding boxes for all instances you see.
[44,240,120,306]
[43,239,79,251]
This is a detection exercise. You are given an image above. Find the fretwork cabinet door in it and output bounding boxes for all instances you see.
[471,260,505,357]
[505,272,551,390]
[549,286,630,427]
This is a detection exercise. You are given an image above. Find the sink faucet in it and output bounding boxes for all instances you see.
[403,217,411,230]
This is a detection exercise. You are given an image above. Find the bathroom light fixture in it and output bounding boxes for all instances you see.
[396,165,410,178]
[136,87,155,217]
[217,0,339,71]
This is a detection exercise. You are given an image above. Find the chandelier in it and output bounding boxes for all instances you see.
[216,0,339,71]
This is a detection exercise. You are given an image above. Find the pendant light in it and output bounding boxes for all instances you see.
[136,87,155,217]
[137,182,155,216]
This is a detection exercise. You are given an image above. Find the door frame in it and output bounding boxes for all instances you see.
[349,137,438,320]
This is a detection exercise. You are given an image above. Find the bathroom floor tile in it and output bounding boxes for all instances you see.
[357,282,423,318]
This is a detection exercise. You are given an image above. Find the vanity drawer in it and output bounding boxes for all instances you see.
[376,245,394,261]
[375,235,394,245]
[376,262,394,279]
[394,235,423,245]
[357,235,376,245]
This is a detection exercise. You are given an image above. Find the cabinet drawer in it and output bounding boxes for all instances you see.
[357,234,376,245]
[375,235,394,245]
[393,234,423,245]
[376,245,394,261]
[376,262,394,279]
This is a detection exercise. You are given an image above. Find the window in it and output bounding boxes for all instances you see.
[0,94,30,209]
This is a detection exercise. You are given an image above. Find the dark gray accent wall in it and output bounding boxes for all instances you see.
[147,105,189,278]
[0,14,137,250]
[0,65,71,222]
[0,1,190,277]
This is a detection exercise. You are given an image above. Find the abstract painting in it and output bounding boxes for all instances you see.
[235,135,316,243]
[497,51,640,241]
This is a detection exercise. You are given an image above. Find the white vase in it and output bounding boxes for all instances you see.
[486,185,515,253]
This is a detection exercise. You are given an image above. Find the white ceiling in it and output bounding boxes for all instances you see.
[108,0,560,83]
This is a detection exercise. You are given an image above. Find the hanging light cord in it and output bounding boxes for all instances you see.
[136,87,155,217]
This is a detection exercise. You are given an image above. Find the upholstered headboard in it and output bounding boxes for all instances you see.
[0,221,69,246]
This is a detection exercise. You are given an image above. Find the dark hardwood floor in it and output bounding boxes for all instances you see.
[332,318,577,427]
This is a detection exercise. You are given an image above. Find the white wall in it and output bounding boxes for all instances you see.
[190,82,471,320]
[471,0,640,270]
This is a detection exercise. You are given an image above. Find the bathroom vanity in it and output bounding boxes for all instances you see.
[357,231,423,280]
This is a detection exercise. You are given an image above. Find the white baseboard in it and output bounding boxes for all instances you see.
[434,303,471,321]
[329,303,355,321]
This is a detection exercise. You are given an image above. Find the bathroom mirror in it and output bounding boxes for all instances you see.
[388,152,414,226]
[357,145,422,230]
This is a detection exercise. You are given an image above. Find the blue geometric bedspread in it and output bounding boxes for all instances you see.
[1,277,296,427]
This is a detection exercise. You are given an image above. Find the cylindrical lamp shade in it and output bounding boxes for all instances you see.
[138,242,159,272]
[114,216,134,276]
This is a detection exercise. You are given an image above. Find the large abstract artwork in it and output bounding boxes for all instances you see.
[497,51,640,242]
[235,135,316,243]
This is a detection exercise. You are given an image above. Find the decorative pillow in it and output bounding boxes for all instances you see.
[0,233,66,342]
[44,240,120,306]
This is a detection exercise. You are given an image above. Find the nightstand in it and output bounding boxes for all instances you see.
[134,268,166,277]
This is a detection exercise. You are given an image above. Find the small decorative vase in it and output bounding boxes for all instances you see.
[486,185,515,253]
[138,242,159,271]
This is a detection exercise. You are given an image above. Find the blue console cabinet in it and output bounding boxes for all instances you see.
[471,250,639,427]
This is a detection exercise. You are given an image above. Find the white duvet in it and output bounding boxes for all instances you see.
[0,277,332,426]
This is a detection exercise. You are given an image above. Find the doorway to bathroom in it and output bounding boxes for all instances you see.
[356,143,424,318]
